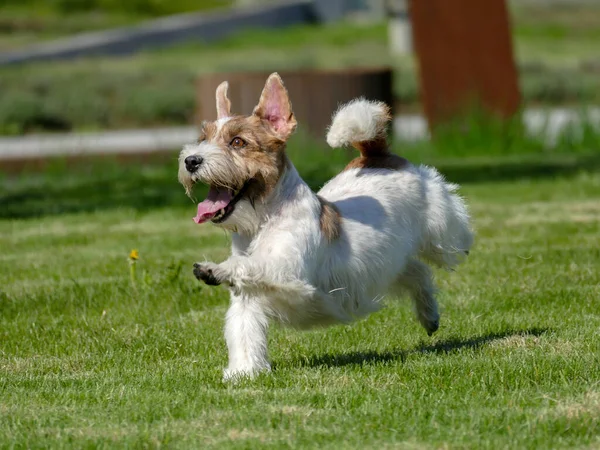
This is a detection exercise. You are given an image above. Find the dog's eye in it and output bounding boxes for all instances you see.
[230,137,246,149]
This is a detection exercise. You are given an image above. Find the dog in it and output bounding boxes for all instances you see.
[178,73,473,380]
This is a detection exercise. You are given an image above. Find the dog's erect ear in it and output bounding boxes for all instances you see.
[216,81,231,119]
[253,73,297,139]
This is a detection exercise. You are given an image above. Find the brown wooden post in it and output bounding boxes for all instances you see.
[409,0,520,128]
[196,68,393,139]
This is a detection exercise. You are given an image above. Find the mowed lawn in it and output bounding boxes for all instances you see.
[1,166,599,448]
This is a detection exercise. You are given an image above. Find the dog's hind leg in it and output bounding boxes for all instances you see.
[223,293,271,381]
[395,259,440,336]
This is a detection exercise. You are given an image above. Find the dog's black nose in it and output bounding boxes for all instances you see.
[185,155,203,173]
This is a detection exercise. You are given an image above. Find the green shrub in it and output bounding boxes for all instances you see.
[0,90,73,134]
[0,69,197,133]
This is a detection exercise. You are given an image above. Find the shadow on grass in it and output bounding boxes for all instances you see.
[303,327,549,368]
[1,149,600,220]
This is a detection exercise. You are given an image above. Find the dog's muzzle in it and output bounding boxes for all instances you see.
[185,155,203,173]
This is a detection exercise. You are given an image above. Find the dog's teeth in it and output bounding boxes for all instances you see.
[213,208,225,220]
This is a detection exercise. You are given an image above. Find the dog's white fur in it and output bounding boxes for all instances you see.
[179,75,473,381]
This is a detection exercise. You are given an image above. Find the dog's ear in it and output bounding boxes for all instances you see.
[253,73,297,139]
[216,81,231,119]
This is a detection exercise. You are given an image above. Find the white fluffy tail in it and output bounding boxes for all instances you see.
[326,99,391,156]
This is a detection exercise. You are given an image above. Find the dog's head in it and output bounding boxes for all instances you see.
[178,73,297,233]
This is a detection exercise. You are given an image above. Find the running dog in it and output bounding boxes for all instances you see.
[178,73,473,380]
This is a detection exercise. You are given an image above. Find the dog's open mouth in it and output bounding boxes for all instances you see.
[193,184,246,224]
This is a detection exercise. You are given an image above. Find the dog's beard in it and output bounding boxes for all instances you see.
[215,197,261,235]
[178,142,246,196]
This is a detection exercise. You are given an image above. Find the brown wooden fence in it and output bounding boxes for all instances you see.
[196,68,394,139]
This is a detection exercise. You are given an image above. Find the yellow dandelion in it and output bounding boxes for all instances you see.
[129,249,139,261]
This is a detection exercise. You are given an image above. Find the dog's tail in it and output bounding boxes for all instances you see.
[326,98,391,156]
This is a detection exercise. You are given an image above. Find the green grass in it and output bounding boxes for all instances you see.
[1,135,600,447]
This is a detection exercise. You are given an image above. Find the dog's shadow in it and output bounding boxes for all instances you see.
[300,327,549,368]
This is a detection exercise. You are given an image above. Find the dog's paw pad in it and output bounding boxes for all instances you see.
[193,264,221,286]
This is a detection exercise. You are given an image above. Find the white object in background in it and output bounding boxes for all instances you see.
[387,0,412,55]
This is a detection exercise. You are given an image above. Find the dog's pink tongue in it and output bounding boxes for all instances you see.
[193,187,232,224]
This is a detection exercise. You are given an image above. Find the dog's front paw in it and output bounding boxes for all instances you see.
[223,365,271,383]
[222,368,251,383]
[193,262,224,286]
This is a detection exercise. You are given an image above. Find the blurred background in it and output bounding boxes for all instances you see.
[0,0,599,215]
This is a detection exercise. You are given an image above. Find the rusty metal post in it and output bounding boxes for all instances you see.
[409,0,521,129]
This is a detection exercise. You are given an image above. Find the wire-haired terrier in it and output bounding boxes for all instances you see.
[179,73,473,380]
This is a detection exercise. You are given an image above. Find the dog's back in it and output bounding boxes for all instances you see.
[322,99,473,273]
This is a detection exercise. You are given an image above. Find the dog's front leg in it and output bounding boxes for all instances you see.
[193,261,232,286]
[194,257,314,299]
[193,256,259,289]
[223,292,270,381]
[193,257,271,381]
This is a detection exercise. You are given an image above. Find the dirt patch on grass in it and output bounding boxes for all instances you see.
[489,335,577,355]
[557,392,600,420]
[543,391,600,421]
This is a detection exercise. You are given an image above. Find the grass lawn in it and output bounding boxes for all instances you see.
[1,144,599,447]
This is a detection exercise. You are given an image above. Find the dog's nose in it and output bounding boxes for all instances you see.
[185,155,203,173]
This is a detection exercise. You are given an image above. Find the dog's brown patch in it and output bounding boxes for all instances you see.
[198,115,289,204]
[342,124,408,172]
[223,115,288,202]
[352,137,389,157]
[344,153,409,171]
[198,121,217,142]
[317,196,342,242]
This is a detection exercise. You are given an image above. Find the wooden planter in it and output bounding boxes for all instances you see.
[196,68,393,139]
